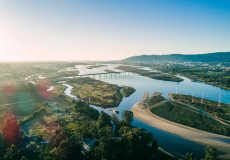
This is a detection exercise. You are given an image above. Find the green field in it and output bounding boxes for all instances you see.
[171,94,230,124]
[150,101,230,136]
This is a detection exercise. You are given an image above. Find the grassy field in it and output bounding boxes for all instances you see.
[150,101,230,136]
[116,66,183,82]
[170,94,230,124]
[66,77,135,108]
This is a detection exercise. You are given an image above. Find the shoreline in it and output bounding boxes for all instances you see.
[131,102,230,159]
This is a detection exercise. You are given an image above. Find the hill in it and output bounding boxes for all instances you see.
[123,52,230,62]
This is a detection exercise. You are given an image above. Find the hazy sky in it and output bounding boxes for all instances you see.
[0,0,230,61]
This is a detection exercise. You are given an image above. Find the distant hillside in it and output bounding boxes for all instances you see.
[123,52,230,63]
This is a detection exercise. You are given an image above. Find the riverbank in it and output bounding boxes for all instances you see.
[131,102,230,159]
[150,65,230,91]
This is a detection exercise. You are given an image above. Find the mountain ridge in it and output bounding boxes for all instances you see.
[123,52,230,62]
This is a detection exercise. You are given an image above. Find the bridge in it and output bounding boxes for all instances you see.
[76,69,157,77]
[0,69,157,85]
[75,69,159,79]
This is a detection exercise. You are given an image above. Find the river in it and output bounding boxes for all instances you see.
[63,64,230,158]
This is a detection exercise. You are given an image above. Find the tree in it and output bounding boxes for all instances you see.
[1,112,22,146]
[202,146,217,160]
[20,156,28,160]
[0,133,5,158]
[73,100,99,120]
[20,156,27,160]
[23,142,39,159]
[122,110,133,125]
[52,139,73,159]
[50,128,81,159]
[99,126,113,140]
[3,144,18,160]
[152,139,158,152]
[186,153,196,160]
[97,111,112,129]
[119,126,154,159]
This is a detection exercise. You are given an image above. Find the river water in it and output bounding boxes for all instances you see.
[63,64,230,158]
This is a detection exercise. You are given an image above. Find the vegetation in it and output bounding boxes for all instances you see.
[116,65,183,82]
[0,83,40,117]
[0,62,80,82]
[87,126,160,160]
[0,62,226,159]
[73,99,99,121]
[186,146,217,160]
[181,69,230,90]
[68,77,122,108]
[171,94,230,124]
[146,73,183,82]
[147,93,166,107]
[19,108,47,125]
[150,101,230,136]
[122,110,134,125]
[86,65,108,69]
[123,52,230,63]
[0,99,169,160]
[202,146,217,160]
[151,64,230,90]
[67,77,135,108]
[120,86,136,97]
[104,69,119,73]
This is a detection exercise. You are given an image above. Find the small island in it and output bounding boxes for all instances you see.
[116,66,183,82]
[66,77,135,108]
[86,65,108,69]
[104,69,119,73]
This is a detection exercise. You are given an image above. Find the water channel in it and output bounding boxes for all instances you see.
[63,64,230,158]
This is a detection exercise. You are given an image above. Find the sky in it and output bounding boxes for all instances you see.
[0,0,230,61]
